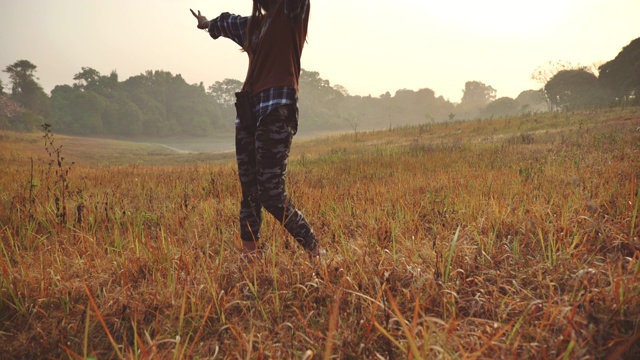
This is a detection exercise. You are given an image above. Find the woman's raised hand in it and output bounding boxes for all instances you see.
[190,9,210,30]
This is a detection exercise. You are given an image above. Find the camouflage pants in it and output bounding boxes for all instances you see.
[235,104,318,251]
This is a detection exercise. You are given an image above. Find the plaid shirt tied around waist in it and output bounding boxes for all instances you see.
[207,0,308,125]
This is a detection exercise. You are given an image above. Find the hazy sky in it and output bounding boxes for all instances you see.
[0,0,638,102]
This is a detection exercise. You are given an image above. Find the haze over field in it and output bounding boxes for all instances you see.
[1,2,640,358]
[1,0,638,102]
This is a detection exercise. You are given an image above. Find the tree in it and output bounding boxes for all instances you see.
[0,95,24,118]
[50,84,106,134]
[169,81,217,136]
[4,60,37,94]
[123,71,180,135]
[92,91,143,136]
[461,81,496,107]
[1,88,40,133]
[531,60,575,88]
[3,60,50,117]
[333,84,350,97]
[342,112,359,139]
[298,69,344,129]
[516,90,548,113]
[598,37,640,101]
[391,88,454,124]
[0,95,26,130]
[457,81,496,119]
[544,69,607,110]
[482,97,520,118]
[9,109,42,132]
[49,67,232,136]
[207,78,243,107]
[0,78,5,95]
[206,78,242,126]
[73,67,102,88]
[127,89,171,136]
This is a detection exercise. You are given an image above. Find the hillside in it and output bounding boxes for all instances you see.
[1,107,639,358]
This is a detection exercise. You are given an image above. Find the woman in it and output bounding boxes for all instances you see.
[191,0,320,260]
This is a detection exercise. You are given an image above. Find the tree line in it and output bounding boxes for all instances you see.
[1,37,638,136]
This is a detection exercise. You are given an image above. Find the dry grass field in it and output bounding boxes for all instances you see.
[1,108,639,359]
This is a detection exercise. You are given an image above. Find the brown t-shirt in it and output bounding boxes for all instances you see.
[243,1,309,95]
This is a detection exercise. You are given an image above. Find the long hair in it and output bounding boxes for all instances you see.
[244,0,274,55]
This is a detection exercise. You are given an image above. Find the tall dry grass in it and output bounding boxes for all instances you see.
[1,108,639,359]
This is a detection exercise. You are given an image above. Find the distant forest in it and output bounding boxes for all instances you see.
[1,37,638,137]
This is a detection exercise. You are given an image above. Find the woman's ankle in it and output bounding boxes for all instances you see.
[242,240,258,254]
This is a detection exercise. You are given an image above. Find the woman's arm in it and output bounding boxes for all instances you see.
[191,9,249,48]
